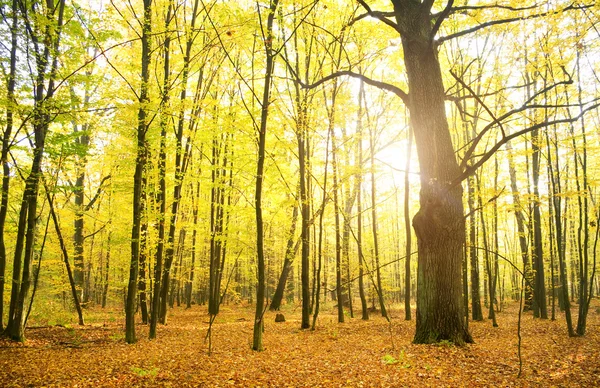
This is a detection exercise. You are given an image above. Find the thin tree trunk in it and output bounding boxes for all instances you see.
[44,179,85,326]
[0,0,18,331]
[369,119,387,320]
[404,125,413,321]
[6,0,66,341]
[468,173,483,321]
[311,131,330,330]
[506,142,533,311]
[252,0,279,351]
[126,0,152,344]
[357,82,369,321]
[270,189,299,311]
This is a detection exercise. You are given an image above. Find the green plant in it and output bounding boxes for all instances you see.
[434,339,454,348]
[109,332,124,341]
[382,351,411,369]
[131,367,159,378]
[382,354,399,365]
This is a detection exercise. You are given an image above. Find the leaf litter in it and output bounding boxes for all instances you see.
[1,302,599,387]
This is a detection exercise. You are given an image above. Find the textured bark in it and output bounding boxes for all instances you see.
[270,197,299,311]
[253,0,279,351]
[506,142,533,311]
[404,126,413,321]
[0,0,18,331]
[126,0,152,344]
[531,128,548,319]
[357,82,369,321]
[467,175,483,321]
[6,0,65,341]
[392,1,472,344]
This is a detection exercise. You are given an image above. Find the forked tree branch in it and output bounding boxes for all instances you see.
[437,3,595,45]
[454,100,600,184]
[457,76,574,171]
[352,0,400,32]
[430,0,454,45]
[432,3,539,18]
[297,70,409,105]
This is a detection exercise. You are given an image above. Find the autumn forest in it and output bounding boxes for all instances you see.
[1,0,600,386]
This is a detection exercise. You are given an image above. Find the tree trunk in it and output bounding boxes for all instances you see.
[506,142,533,311]
[467,174,483,321]
[298,107,311,328]
[45,181,85,326]
[6,0,65,341]
[126,0,152,344]
[369,119,387,320]
[357,82,369,321]
[270,193,299,311]
[404,125,413,321]
[393,1,471,344]
[253,0,279,351]
[0,0,18,331]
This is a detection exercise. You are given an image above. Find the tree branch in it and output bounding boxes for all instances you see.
[83,223,107,240]
[85,175,111,211]
[430,0,454,46]
[457,77,574,171]
[298,70,408,105]
[437,3,595,45]
[454,100,600,184]
[352,0,400,32]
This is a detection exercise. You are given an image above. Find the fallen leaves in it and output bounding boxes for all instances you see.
[0,302,599,387]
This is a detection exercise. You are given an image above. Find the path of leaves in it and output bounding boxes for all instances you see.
[1,302,599,387]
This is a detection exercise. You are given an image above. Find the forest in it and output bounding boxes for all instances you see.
[1,0,600,386]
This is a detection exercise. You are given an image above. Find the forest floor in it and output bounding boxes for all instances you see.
[1,301,599,387]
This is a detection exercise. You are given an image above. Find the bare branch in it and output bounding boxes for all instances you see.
[437,3,595,45]
[85,175,112,211]
[454,100,600,184]
[449,69,506,168]
[430,0,454,46]
[434,3,539,17]
[352,0,400,32]
[457,77,574,171]
[298,70,408,104]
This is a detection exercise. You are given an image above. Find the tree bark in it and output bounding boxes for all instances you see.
[253,0,279,351]
[126,0,152,344]
[0,0,18,331]
[392,1,472,344]
[270,193,299,311]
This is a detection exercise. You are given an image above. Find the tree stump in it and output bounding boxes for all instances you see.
[275,313,285,322]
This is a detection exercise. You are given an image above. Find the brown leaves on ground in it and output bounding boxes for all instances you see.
[1,302,599,387]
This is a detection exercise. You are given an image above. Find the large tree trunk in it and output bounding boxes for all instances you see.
[393,1,471,344]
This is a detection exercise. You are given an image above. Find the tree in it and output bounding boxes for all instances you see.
[5,0,67,341]
[252,0,280,351]
[0,0,18,332]
[125,0,152,344]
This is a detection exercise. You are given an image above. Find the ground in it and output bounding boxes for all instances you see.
[1,301,599,387]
